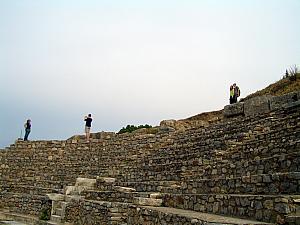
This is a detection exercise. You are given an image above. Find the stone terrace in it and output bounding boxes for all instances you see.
[0,91,300,225]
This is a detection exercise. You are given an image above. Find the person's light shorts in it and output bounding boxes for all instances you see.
[85,126,91,133]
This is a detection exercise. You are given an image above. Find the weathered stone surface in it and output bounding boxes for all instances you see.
[244,96,272,116]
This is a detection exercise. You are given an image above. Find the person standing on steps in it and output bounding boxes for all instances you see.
[229,85,234,104]
[84,114,93,142]
[232,83,240,104]
[24,119,31,141]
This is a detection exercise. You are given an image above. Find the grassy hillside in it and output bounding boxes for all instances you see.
[243,74,300,101]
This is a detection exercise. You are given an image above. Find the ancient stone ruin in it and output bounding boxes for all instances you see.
[0,91,299,225]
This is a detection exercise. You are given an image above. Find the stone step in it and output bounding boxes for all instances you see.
[162,193,300,223]
[137,192,157,198]
[0,211,39,224]
[0,179,70,190]
[167,172,300,195]
[84,190,138,203]
[118,172,300,195]
[285,213,300,224]
[133,197,162,206]
[139,131,299,164]
[53,208,63,216]
[118,150,300,182]
[140,149,300,173]
[144,140,299,165]
[110,214,124,220]
[132,206,274,225]
[50,215,62,223]
[46,221,62,225]
[0,184,63,196]
[2,130,298,169]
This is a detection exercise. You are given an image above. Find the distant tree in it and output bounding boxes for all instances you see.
[285,69,289,78]
[118,124,152,134]
[284,65,298,81]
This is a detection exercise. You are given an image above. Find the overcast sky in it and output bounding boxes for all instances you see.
[1,0,299,148]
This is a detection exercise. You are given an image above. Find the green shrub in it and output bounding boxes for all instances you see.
[39,207,51,221]
[118,124,152,134]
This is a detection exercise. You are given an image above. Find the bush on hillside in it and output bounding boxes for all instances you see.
[118,124,152,134]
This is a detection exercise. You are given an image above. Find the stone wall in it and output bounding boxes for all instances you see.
[0,192,51,217]
[163,194,296,222]
[64,199,129,225]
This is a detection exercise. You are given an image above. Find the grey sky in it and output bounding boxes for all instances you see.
[1,0,299,148]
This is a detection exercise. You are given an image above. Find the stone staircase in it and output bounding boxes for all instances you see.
[50,176,277,225]
[285,196,300,224]
[0,92,299,224]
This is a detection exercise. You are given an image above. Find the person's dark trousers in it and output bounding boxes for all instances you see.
[24,128,31,141]
[233,96,238,103]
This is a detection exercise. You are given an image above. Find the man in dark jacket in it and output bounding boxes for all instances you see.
[84,114,93,142]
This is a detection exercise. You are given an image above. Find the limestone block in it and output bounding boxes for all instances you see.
[133,197,163,206]
[47,193,65,201]
[159,119,176,131]
[75,178,96,187]
[244,96,272,117]
[150,193,162,199]
[223,103,244,117]
[270,92,299,110]
[65,186,87,195]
